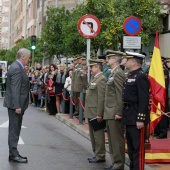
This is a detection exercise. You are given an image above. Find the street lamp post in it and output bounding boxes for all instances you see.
[56,0,58,7]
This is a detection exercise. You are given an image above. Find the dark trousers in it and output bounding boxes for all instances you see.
[48,96,57,114]
[126,125,145,170]
[8,108,23,157]
[1,83,6,97]
[154,115,169,138]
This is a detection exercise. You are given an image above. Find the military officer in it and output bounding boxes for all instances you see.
[71,57,78,92]
[73,56,83,116]
[84,59,106,163]
[122,51,150,170]
[103,51,126,170]
[98,54,111,79]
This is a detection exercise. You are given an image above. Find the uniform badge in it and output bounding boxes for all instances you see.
[108,77,114,82]
[127,79,136,82]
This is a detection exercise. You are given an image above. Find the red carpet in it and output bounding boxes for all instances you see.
[125,139,170,163]
[145,139,170,163]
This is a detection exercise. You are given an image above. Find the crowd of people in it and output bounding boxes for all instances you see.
[1,48,170,169]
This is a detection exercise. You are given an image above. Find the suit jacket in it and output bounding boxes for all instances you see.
[104,66,125,120]
[84,73,106,118]
[3,61,30,111]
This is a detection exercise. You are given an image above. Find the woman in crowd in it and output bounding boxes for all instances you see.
[1,66,7,97]
[46,64,57,115]
[53,63,66,113]
[64,70,72,113]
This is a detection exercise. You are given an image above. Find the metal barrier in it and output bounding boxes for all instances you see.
[61,89,85,125]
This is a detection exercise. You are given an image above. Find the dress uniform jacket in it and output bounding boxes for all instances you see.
[84,73,106,118]
[122,68,150,170]
[103,64,111,79]
[74,64,84,92]
[84,72,106,160]
[71,64,79,91]
[122,68,150,125]
[104,66,125,119]
[103,66,125,169]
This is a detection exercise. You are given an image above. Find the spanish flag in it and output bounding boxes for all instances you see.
[148,31,166,134]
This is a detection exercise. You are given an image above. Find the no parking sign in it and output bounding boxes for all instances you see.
[123,16,142,36]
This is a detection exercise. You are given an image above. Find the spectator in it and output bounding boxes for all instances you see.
[46,64,57,115]
[31,70,41,107]
[64,70,73,113]
[53,63,66,113]
[36,62,42,71]
[1,66,7,97]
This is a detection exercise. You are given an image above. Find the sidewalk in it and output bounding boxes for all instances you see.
[55,113,170,170]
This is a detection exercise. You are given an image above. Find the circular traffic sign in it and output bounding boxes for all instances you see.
[123,16,142,36]
[77,14,101,39]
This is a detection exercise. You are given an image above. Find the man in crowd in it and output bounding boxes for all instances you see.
[3,48,31,163]
[73,56,83,117]
[122,51,150,170]
[154,56,169,139]
[35,62,42,71]
[98,54,111,79]
[104,51,125,170]
[84,59,106,163]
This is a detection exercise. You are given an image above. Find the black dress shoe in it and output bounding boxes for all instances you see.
[73,113,79,116]
[19,155,27,159]
[9,155,27,160]
[157,135,167,139]
[87,156,96,161]
[104,165,113,169]
[89,157,105,163]
[9,156,28,163]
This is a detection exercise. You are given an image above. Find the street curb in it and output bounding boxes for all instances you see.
[55,113,154,170]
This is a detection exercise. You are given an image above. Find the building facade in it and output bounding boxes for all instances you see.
[8,0,85,49]
[0,0,10,49]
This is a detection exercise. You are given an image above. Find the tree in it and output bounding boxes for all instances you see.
[86,0,163,50]
[41,0,164,56]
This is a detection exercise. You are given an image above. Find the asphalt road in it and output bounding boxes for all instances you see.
[0,98,128,170]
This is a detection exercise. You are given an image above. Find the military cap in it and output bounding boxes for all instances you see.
[166,57,170,62]
[76,55,82,59]
[106,51,126,58]
[91,56,98,59]
[124,51,145,60]
[88,59,103,66]
[161,56,166,61]
[106,49,115,55]
[81,56,86,60]
[98,54,106,60]
[73,57,78,61]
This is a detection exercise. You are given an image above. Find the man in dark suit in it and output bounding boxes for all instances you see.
[3,48,31,163]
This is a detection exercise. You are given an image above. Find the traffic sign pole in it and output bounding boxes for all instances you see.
[87,39,91,82]
[78,14,101,82]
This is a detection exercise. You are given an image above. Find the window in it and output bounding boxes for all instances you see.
[163,14,169,31]
[2,6,9,12]
[4,16,8,22]
[4,27,8,33]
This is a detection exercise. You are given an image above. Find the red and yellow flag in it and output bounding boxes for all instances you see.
[148,31,166,134]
